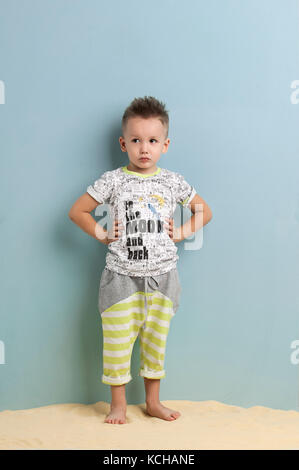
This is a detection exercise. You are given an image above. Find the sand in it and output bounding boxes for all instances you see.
[0,400,299,450]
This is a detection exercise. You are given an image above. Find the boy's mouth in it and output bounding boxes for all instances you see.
[139,157,151,161]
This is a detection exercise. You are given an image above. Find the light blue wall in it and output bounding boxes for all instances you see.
[1,0,299,412]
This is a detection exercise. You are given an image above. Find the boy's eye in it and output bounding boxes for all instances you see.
[131,139,158,143]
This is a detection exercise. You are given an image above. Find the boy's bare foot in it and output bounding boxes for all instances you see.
[146,402,181,421]
[104,406,126,424]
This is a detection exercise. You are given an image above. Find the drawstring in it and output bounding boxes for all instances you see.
[143,275,159,329]
[147,275,159,291]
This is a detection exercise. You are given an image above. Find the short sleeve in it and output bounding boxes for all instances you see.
[86,171,113,204]
[174,173,197,208]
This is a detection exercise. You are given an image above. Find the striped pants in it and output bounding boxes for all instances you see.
[98,267,181,386]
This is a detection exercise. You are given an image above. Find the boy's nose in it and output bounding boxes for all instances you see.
[140,143,149,151]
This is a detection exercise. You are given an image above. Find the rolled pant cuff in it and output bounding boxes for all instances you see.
[102,373,132,385]
[139,369,165,379]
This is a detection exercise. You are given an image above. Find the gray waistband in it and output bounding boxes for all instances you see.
[98,267,181,314]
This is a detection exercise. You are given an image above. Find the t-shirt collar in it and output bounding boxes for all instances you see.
[122,166,161,178]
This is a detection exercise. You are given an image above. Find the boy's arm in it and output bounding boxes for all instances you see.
[68,193,122,244]
[166,193,213,243]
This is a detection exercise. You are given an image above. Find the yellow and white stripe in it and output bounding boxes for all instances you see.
[100,290,174,385]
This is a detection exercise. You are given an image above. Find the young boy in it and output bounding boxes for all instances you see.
[68,96,213,425]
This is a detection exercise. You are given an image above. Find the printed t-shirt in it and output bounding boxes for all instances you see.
[86,165,197,277]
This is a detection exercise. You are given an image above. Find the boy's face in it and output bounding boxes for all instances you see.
[119,117,170,173]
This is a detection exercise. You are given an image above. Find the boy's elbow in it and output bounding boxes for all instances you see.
[206,207,213,221]
[68,209,76,220]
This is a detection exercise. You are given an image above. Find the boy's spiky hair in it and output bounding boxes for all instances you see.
[121,96,169,139]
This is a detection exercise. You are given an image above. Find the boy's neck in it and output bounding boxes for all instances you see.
[126,162,159,175]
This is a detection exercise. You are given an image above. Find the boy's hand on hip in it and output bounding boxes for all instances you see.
[164,217,182,243]
[102,219,125,245]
